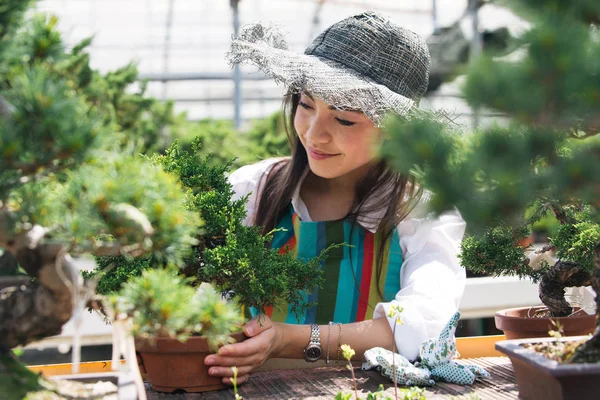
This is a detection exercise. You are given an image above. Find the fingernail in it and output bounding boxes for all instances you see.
[205,357,213,365]
[209,367,216,376]
[245,326,253,336]
[219,346,229,356]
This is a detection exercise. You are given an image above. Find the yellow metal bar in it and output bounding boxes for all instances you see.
[456,335,506,358]
[28,360,125,377]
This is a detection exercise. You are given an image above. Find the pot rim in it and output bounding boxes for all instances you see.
[495,305,593,321]
[496,336,600,375]
[135,330,247,353]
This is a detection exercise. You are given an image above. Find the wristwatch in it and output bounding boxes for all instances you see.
[304,323,322,362]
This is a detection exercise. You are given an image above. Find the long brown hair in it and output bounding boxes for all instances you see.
[254,91,423,299]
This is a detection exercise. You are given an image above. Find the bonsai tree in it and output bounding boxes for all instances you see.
[381,0,600,363]
[90,138,326,319]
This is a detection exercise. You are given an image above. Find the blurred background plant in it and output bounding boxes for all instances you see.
[381,0,600,363]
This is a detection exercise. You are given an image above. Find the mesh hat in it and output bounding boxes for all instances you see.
[227,11,431,126]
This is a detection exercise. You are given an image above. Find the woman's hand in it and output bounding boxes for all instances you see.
[204,315,283,385]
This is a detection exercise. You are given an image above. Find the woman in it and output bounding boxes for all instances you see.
[205,11,466,385]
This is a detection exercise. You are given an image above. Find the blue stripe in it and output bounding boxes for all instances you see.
[333,222,355,323]
[303,222,326,323]
[271,207,295,251]
[287,220,319,323]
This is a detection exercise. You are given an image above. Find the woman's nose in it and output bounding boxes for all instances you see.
[304,118,331,144]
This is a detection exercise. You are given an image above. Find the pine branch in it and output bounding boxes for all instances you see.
[550,203,575,225]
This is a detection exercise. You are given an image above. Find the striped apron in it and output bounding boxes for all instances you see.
[249,205,403,324]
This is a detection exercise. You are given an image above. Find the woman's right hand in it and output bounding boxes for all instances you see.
[204,315,283,385]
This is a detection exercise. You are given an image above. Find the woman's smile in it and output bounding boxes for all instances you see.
[307,147,340,160]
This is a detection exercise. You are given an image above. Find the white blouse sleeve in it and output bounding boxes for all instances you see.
[373,195,466,361]
[227,158,283,227]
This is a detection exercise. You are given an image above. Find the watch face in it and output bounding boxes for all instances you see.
[305,344,322,361]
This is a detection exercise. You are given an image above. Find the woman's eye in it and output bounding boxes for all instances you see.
[336,117,356,127]
[299,101,313,110]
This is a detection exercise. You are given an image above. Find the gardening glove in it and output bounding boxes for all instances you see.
[362,347,435,387]
[418,311,490,385]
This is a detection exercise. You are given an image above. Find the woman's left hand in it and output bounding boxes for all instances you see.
[204,315,283,385]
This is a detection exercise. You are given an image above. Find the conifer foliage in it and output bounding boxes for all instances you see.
[382,1,600,362]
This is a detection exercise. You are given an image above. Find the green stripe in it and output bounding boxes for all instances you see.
[315,220,345,324]
[384,229,403,301]
[376,233,391,302]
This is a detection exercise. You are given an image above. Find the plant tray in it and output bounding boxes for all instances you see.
[496,336,600,400]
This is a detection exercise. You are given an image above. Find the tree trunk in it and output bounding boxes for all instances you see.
[0,221,77,350]
[538,260,591,317]
[0,277,72,351]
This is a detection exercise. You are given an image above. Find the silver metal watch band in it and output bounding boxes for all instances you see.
[309,323,320,344]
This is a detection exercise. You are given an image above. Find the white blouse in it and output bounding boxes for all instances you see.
[228,158,466,361]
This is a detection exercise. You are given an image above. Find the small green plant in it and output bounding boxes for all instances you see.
[335,343,426,400]
[341,344,359,399]
[230,366,243,400]
[387,304,405,400]
[110,268,240,350]
[548,320,565,341]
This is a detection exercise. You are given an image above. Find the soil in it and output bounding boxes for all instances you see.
[521,338,588,363]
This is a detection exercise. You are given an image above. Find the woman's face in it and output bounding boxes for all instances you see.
[294,92,382,181]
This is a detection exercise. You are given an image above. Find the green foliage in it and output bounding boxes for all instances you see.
[91,138,324,317]
[552,208,600,273]
[153,138,246,237]
[383,0,600,314]
[0,352,45,400]
[84,256,150,294]
[459,225,548,281]
[110,268,240,350]
[0,6,200,269]
[179,111,289,170]
[0,0,34,58]
[0,64,102,196]
[334,384,426,400]
[201,223,329,317]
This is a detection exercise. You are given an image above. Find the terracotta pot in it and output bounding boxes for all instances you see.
[136,331,247,393]
[495,306,596,340]
[496,336,600,400]
[516,235,534,248]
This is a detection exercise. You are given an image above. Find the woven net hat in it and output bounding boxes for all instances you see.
[227,11,431,126]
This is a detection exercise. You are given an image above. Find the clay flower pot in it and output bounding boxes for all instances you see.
[136,331,247,393]
[495,306,595,340]
[496,336,600,400]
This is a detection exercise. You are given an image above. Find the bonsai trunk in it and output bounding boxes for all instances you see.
[568,244,600,363]
[0,221,77,351]
[538,260,591,317]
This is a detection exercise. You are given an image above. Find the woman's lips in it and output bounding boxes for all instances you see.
[308,147,339,160]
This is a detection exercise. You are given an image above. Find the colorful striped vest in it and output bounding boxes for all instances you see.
[250,205,403,325]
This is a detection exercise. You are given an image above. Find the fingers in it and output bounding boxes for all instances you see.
[207,353,260,368]
[222,374,250,386]
[208,364,254,378]
[244,315,273,337]
[218,335,270,358]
